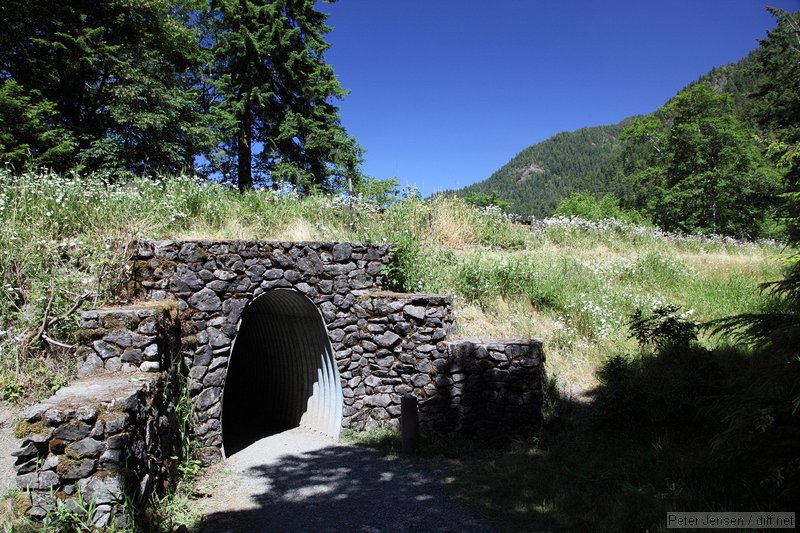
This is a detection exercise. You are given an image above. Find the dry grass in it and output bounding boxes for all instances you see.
[428,197,478,249]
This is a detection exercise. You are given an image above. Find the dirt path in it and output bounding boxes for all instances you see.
[0,401,19,494]
[193,428,492,533]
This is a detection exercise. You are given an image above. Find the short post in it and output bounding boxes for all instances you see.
[401,394,419,456]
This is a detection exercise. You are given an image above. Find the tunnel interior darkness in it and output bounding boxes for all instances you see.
[221,289,343,456]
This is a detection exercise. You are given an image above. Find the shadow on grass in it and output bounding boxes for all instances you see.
[194,345,798,532]
[348,345,799,532]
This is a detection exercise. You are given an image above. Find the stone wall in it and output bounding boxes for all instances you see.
[131,240,546,454]
[13,373,178,527]
[433,339,545,435]
[75,302,179,377]
[338,293,544,434]
[13,303,181,527]
[132,240,394,461]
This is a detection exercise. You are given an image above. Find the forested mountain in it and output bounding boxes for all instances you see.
[450,10,791,222]
[449,120,634,218]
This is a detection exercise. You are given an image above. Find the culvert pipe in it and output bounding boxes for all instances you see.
[221,289,343,456]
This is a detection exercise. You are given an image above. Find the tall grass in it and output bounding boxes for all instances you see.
[0,169,784,400]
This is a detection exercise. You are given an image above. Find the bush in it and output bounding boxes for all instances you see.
[628,303,699,350]
[555,192,650,225]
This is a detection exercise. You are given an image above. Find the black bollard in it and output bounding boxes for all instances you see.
[400,393,418,456]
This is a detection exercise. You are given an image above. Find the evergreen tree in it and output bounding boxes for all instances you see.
[0,0,210,176]
[211,0,360,192]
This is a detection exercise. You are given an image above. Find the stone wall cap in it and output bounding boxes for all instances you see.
[446,337,544,345]
[82,300,177,315]
[136,239,393,248]
[369,291,453,302]
[26,372,159,412]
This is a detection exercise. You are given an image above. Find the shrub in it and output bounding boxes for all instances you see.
[628,303,699,351]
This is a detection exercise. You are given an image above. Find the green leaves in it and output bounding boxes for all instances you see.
[621,84,779,238]
[210,0,360,191]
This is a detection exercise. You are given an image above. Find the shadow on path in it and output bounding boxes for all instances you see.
[195,429,492,533]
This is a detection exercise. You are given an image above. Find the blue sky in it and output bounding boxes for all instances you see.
[319,0,800,196]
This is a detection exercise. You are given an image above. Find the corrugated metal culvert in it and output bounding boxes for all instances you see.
[221,289,342,456]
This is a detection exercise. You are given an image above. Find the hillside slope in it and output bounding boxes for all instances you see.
[450,121,632,218]
[452,49,765,219]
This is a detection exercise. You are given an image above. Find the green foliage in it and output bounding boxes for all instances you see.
[628,303,699,351]
[554,192,649,225]
[0,0,210,177]
[463,190,510,211]
[0,80,74,171]
[621,84,780,238]
[353,177,400,208]
[210,0,360,191]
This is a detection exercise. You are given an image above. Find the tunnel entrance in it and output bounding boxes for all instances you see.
[221,289,343,456]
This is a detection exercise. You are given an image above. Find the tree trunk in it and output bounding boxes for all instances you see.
[238,107,253,192]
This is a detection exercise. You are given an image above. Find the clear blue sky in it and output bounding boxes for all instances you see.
[319,0,800,197]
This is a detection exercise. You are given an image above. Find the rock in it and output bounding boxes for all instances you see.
[92,340,120,359]
[143,344,159,359]
[213,269,237,281]
[76,406,99,423]
[57,458,95,480]
[411,374,431,387]
[11,442,37,458]
[332,243,352,261]
[170,265,203,292]
[78,475,122,505]
[297,250,324,275]
[283,270,301,282]
[139,361,160,372]
[66,437,104,459]
[189,288,221,312]
[203,368,226,387]
[104,414,127,435]
[195,387,221,410]
[17,470,59,490]
[178,242,202,263]
[365,394,391,407]
[374,331,401,348]
[222,298,248,323]
[121,348,144,362]
[99,449,123,469]
[53,421,92,441]
[403,305,426,320]
[102,330,132,347]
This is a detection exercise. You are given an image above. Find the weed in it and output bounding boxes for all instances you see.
[628,303,699,350]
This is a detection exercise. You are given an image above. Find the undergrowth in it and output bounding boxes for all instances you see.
[347,315,798,532]
[0,169,784,402]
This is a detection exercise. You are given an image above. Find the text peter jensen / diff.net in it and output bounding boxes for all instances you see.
[667,512,795,529]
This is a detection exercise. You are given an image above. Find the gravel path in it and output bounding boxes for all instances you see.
[0,401,19,495]
[194,428,492,533]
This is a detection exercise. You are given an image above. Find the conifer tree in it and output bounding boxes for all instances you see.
[0,0,210,175]
[211,0,360,191]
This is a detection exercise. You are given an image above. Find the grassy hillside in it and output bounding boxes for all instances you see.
[1,169,794,531]
[0,169,780,398]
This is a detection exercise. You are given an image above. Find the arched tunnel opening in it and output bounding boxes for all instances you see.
[221,289,343,456]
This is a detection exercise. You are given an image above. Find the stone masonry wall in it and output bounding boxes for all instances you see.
[339,291,544,434]
[13,303,181,526]
[75,302,179,377]
[132,240,545,456]
[434,339,544,435]
[132,240,393,461]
